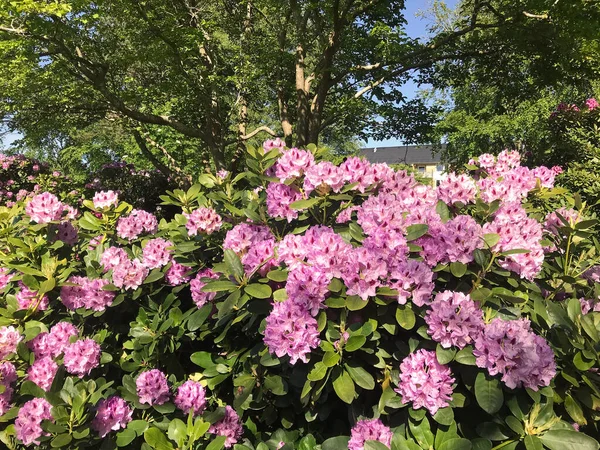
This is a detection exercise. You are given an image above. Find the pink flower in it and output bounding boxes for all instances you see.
[112,259,148,290]
[92,396,133,437]
[286,265,331,316]
[101,246,129,272]
[184,208,222,236]
[174,380,207,416]
[93,190,119,209]
[303,161,345,194]
[116,210,158,240]
[437,172,477,205]
[136,369,170,405]
[425,291,484,349]
[585,98,599,110]
[29,322,78,359]
[263,138,285,153]
[0,326,21,359]
[165,260,191,286]
[275,148,314,181]
[55,221,78,245]
[16,282,49,312]
[25,192,63,223]
[63,338,101,377]
[15,398,53,446]
[190,269,220,308]
[223,223,273,254]
[395,349,454,415]
[348,419,392,450]
[266,182,303,222]
[264,300,320,364]
[60,276,115,311]
[208,405,243,448]
[27,357,59,391]
[142,238,173,269]
[0,268,13,290]
[0,362,17,386]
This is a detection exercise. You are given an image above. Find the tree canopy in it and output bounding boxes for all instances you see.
[1,0,599,173]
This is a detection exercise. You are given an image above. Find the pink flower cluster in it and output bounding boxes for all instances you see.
[473,318,556,390]
[174,380,206,416]
[275,148,315,181]
[61,276,115,311]
[395,349,454,415]
[483,203,544,279]
[263,138,285,153]
[16,282,49,311]
[425,291,484,349]
[0,362,16,415]
[586,98,599,110]
[63,338,101,377]
[91,396,133,437]
[27,357,59,391]
[544,207,580,235]
[111,258,148,291]
[136,369,170,405]
[263,300,320,364]
[190,268,220,308]
[209,405,243,448]
[142,238,173,269]
[25,192,63,223]
[437,172,477,205]
[184,207,222,236]
[29,322,78,359]
[266,182,303,222]
[116,209,158,240]
[304,161,345,194]
[348,419,392,450]
[93,190,119,209]
[166,260,191,286]
[54,221,78,245]
[15,398,53,446]
[0,268,13,290]
[0,326,21,359]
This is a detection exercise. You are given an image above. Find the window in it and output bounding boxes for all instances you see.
[418,166,426,173]
[436,164,445,172]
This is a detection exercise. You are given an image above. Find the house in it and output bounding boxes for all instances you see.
[360,144,447,185]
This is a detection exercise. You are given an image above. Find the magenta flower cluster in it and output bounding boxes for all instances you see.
[63,338,101,377]
[27,357,59,391]
[16,282,49,311]
[0,362,16,415]
[0,326,22,359]
[91,396,133,437]
[136,369,170,405]
[190,268,220,308]
[61,276,115,311]
[15,398,53,446]
[395,349,455,415]
[473,318,556,390]
[29,321,78,359]
[425,291,484,349]
[348,419,392,450]
[184,207,222,236]
[142,238,173,269]
[25,192,64,223]
[116,209,158,240]
[174,380,207,416]
[92,190,119,209]
[208,405,243,448]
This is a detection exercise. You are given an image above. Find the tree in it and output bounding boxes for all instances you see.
[427,0,600,166]
[1,0,598,171]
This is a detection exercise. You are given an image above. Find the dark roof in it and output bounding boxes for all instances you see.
[360,144,444,165]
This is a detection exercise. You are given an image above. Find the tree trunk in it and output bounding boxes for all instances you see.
[295,43,309,147]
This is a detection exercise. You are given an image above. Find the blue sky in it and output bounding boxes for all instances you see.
[365,0,458,148]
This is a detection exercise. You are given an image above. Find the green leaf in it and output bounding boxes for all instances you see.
[167,419,187,447]
[266,270,288,282]
[190,352,214,369]
[483,233,500,248]
[332,369,355,404]
[345,335,366,352]
[455,347,476,365]
[290,198,321,210]
[307,362,328,382]
[144,269,165,284]
[244,284,272,299]
[51,433,72,448]
[117,428,138,447]
[144,427,175,450]
[406,224,429,241]
[436,345,456,365]
[206,435,227,450]
[475,372,504,414]
[540,430,599,450]
[345,364,375,390]
[436,200,451,221]
[524,435,543,450]
[438,438,472,450]
[565,395,587,425]
[321,436,350,450]
[396,305,416,330]
[364,441,391,450]
[188,305,211,331]
[432,407,455,426]
[450,262,468,277]
[224,249,245,279]
[201,281,237,292]
[346,295,368,311]
[323,352,340,367]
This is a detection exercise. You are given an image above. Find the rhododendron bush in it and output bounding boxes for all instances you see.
[0,142,598,450]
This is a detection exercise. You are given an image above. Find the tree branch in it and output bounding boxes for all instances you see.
[240,125,278,140]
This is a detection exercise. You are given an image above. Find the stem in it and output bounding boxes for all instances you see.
[491,440,517,450]
[564,233,573,276]
[470,253,497,292]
